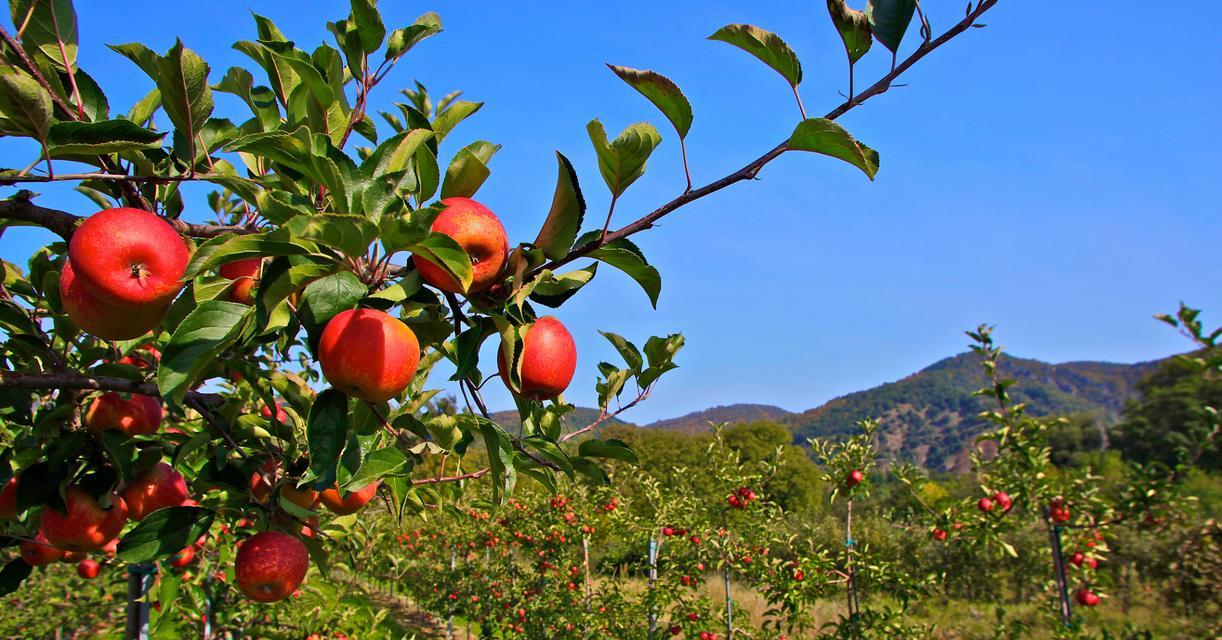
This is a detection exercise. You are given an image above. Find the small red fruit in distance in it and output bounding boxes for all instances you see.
[497,316,577,401]
[170,546,195,568]
[76,558,101,579]
[978,497,995,513]
[412,197,509,293]
[19,531,64,566]
[234,531,309,603]
[319,481,380,516]
[318,309,421,403]
[1049,498,1071,524]
[1069,552,1085,567]
[993,491,1012,513]
[40,486,128,552]
[84,391,163,436]
[68,208,190,308]
[1085,557,1098,570]
[845,469,864,488]
[662,527,676,537]
[0,475,18,518]
[121,462,190,521]
[218,258,264,305]
[932,528,948,541]
[670,626,682,636]
[1074,589,1100,607]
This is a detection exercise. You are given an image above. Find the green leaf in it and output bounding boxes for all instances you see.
[363,128,435,180]
[154,40,214,152]
[157,301,251,405]
[116,507,214,563]
[788,118,880,180]
[385,12,443,60]
[708,24,802,88]
[643,333,685,369]
[534,151,586,260]
[107,42,158,78]
[10,0,77,71]
[183,230,320,280]
[298,271,368,350]
[586,119,661,199]
[0,557,32,596]
[867,0,917,56]
[378,203,443,254]
[307,389,349,489]
[409,232,473,292]
[285,213,378,259]
[343,447,410,491]
[45,119,165,156]
[530,264,597,308]
[476,418,516,504]
[827,0,873,64]
[575,230,661,307]
[255,259,340,328]
[214,67,279,131]
[607,65,692,139]
[0,67,51,140]
[578,438,639,464]
[441,140,499,200]
[570,458,609,485]
[600,331,643,372]
[431,100,481,143]
[349,0,386,54]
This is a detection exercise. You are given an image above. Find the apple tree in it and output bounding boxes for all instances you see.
[0,0,1005,636]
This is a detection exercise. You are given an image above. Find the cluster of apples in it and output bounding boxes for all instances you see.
[315,197,579,403]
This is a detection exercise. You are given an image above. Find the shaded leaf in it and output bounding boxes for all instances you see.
[307,389,349,488]
[586,119,661,199]
[867,0,918,55]
[285,213,378,258]
[828,0,873,64]
[708,24,802,88]
[117,507,214,563]
[45,119,165,156]
[788,117,880,180]
[607,65,692,138]
[534,151,585,260]
[0,67,51,140]
[10,0,77,70]
[157,301,251,405]
[575,230,661,307]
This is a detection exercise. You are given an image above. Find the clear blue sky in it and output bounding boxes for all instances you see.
[2,1,1218,423]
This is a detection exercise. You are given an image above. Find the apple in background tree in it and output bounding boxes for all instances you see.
[84,391,163,436]
[219,258,264,305]
[1049,498,1071,524]
[234,531,309,602]
[412,197,509,294]
[931,528,947,541]
[169,546,195,568]
[497,316,577,400]
[319,481,380,515]
[0,475,18,518]
[40,486,128,551]
[845,469,865,488]
[977,497,995,513]
[20,531,65,566]
[1075,589,1100,607]
[121,462,190,521]
[993,491,1012,513]
[318,308,421,403]
[76,558,101,579]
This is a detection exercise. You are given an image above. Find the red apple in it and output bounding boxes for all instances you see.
[1069,552,1085,567]
[118,344,160,369]
[281,484,319,510]
[60,261,166,340]
[234,531,309,603]
[20,531,65,566]
[993,491,1012,513]
[249,459,279,504]
[84,391,162,436]
[977,497,995,513]
[318,308,421,403]
[1085,557,1098,570]
[67,207,189,308]
[845,469,865,488]
[411,197,508,293]
[39,486,128,551]
[1074,589,1100,607]
[121,462,190,521]
[319,482,380,516]
[931,528,947,541]
[260,403,289,423]
[218,258,263,305]
[1049,498,1071,524]
[497,316,577,400]
[169,546,195,568]
[0,475,18,518]
[76,558,101,579]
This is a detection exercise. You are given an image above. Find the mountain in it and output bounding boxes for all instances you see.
[783,352,1162,471]
[645,404,794,434]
